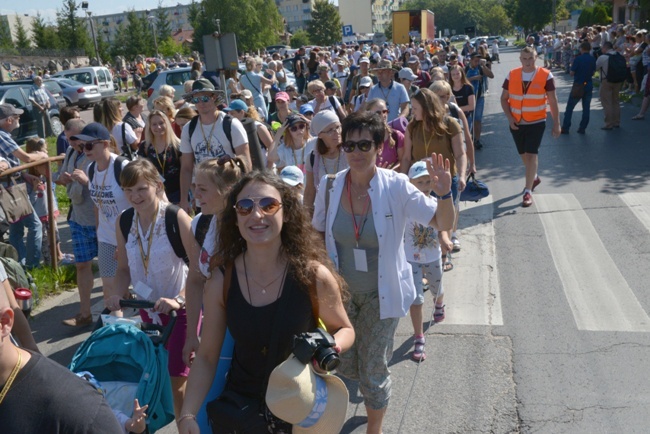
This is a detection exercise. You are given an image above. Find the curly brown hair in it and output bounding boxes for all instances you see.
[211,171,348,301]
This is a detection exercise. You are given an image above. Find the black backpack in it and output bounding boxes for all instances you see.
[119,204,189,265]
[194,213,213,248]
[88,156,128,187]
[605,52,627,83]
[188,115,234,154]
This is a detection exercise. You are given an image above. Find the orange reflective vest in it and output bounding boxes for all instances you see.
[507,67,550,122]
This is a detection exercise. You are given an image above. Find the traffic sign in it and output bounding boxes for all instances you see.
[342,25,353,37]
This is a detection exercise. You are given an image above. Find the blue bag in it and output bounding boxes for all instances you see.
[460,174,489,202]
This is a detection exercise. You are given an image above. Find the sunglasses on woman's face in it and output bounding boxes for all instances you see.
[342,140,374,153]
[81,140,104,151]
[374,109,388,115]
[190,95,212,104]
[234,197,283,216]
[289,123,306,132]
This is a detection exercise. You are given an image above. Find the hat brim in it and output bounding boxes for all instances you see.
[281,177,302,187]
[70,134,104,142]
[182,89,223,100]
[292,372,349,434]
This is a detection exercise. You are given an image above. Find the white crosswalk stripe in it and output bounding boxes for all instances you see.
[535,194,650,332]
[620,192,650,233]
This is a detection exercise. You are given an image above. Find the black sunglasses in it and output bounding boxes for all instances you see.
[234,197,283,216]
[342,140,374,153]
[81,140,104,151]
[289,123,306,132]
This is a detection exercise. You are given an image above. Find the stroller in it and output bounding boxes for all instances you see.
[69,300,177,433]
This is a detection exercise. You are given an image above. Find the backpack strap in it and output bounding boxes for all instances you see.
[119,208,135,244]
[194,214,213,248]
[309,150,315,168]
[188,115,199,139]
[164,204,189,265]
[113,156,127,187]
[222,114,234,154]
[88,161,96,183]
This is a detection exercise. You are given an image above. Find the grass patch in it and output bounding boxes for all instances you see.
[30,264,77,301]
[45,136,71,218]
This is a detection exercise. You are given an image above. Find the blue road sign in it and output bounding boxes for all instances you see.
[343,25,353,37]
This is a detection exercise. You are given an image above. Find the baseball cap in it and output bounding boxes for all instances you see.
[359,76,373,88]
[324,80,338,90]
[408,55,419,63]
[241,89,253,100]
[275,91,291,102]
[398,67,418,81]
[0,104,24,120]
[408,161,429,180]
[358,57,370,64]
[299,104,314,115]
[222,99,248,112]
[280,166,304,186]
[417,47,425,53]
[71,122,111,142]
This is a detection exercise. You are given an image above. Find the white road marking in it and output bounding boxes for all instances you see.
[445,197,503,326]
[535,194,650,332]
[620,192,650,233]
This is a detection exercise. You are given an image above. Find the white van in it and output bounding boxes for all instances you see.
[52,66,115,100]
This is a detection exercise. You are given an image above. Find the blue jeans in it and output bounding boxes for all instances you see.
[9,210,42,268]
[563,83,593,132]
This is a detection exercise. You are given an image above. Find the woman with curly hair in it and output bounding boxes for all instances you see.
[364,98,404,170]
[179,171,354,434]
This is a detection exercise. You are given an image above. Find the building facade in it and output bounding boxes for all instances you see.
[275,0,316,32]
[339,0,407,34]
[0,14,37,47]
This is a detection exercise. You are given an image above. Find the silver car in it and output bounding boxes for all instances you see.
[51,77,102,110]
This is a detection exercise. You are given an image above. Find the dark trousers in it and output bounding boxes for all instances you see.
[562,83,593,131]
[296,76,306,94]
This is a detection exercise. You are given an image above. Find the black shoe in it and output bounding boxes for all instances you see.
[561,128,569,134]
[577,129,585,134]
[601,126,613,130]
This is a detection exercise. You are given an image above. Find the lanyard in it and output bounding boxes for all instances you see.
[200,119,217,155]
[153,143,168,173]
[421,123,434,157]
[136,203,159,277]
[346,173,371,247]
[522,67,539,95]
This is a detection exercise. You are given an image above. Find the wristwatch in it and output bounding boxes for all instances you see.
[174,295,186,308]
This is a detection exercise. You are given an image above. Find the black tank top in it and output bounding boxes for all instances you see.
[226,265,316,398]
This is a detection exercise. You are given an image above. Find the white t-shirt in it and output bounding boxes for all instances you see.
[191,213,218,279]
[179,112,248,164]
[276,139,315,172]
[404,216,441,264]
[0,261,7,282]
[111,122,138,152]
[87,154,131,245]
[311,96,341,114]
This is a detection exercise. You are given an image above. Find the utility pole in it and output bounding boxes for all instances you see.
[81,2,101,65]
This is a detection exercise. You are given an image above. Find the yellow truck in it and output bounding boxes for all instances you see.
[392,10,436,44]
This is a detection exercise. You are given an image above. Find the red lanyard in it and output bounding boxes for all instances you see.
[346,173,371,246]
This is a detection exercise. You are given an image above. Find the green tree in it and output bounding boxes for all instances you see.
[512,0,554,33]
[123,10,154,58]
[96,32,111,63]
[307,0,342,46]
[159,36,189,57]
[32,13,62,49]
[14,17,31,49]
[0,23,13,50]
[290,29,310,48]
[57,0,92,53]
[155,0,173,42]
[109,23,128,59]
[483,5,511,35]
[591,3,611,24]
[384,20,393,41]
[577,7,593,27]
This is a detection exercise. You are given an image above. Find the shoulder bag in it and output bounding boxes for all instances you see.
[0,178,33,224]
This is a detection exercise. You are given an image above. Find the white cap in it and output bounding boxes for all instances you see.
[280,166,304,186]
[359,76,373,87]
[408,161,429,179]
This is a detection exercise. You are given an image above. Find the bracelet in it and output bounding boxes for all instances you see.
[439,191,453,200]
[177,414,196,424]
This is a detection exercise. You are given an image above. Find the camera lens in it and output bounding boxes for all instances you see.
[317,349,340,371]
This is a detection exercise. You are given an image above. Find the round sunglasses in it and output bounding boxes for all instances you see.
[190,95,213,104]
[342,140,374,153]
[289,123,306,132]
[234,197,283,216]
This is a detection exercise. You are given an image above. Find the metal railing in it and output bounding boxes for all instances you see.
[2,155,66,271]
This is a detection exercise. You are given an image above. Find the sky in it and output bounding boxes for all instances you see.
[0,0,339,24]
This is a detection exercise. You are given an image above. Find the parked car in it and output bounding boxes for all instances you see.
[451,34,469,42]
[266,45,291,56]
[42,79,67,109]
[146,67,192,110]
[0,83,62,143]
[50,77,102,110]
[52,66,115,100]
[487,36,509,47]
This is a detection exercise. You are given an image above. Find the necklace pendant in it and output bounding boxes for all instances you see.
[261,289,266,294]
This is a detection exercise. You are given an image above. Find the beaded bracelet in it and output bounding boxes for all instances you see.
[177,414,196,424]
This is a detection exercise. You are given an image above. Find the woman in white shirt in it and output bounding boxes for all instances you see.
[312,110,455,434]
[109,159,194,418]
[267,113,314,173]
[101,99,142,159]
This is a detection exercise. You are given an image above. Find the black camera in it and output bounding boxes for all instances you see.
[292,328,340,371]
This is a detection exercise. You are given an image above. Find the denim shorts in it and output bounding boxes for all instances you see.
[474,97,485,122]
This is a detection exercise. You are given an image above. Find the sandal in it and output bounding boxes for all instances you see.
[632,114,645,120]
[412,335,426,361]
[434,305,446,323]
[443,253,454,272]
[451,236,461,252]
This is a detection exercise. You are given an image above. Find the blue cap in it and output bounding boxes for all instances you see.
[223,99,248,112]
[299,104,314,115]
[408,161,429,179]
[280,165,304,186]
[70,122,111,142]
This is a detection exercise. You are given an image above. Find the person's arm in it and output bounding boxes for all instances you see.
[259,69,277,86]
[179,153,195,214]
[304,164,317,212]
[460,92,475,113]
[457,108,475,174]
[3,278,39,352]
[256,124,274,156]
[500,88,518,130]
[546,88,561,138]
[398,101,410,118]
[313,263,354,352]
[178,269,228,434]
[108,217,132,309]
[336,98,347,119]
[12,148,41,164]
[426,153,455,231]
[450,131,466,191]
[400,127,413,174]
[481,63,494,79]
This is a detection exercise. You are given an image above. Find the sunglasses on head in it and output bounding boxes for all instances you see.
[190,95,213,104]
[81,140,104,151]
[289,123,306,132]
[217,155,233,165]
[234,197,283,216]
[342,140,374,153]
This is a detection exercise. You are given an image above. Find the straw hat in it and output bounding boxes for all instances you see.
[372,59,393,71]
[266,356,348,434]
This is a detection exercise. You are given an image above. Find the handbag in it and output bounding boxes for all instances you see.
[570,82,585,99]
[0,180,33,224]
[460,173,489,202]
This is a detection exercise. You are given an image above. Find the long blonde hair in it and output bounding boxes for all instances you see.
[101,99,122,131]
[410,88,450,137]
[145,110,181,154]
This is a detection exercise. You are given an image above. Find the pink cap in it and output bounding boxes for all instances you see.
[275,92,290,102]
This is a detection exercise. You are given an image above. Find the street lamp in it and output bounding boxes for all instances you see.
[81,2,101,65]
[147,13,160,59]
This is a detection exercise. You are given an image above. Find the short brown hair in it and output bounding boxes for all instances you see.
[119,159,159,189]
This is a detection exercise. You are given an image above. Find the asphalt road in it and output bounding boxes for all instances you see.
[31,46,650,433]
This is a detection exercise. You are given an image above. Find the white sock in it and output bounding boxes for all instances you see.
[524,189,532,195]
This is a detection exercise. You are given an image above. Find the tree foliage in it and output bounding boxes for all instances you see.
[0,22,13,50]
[57,0,92,53]
[482,5,511,36]
[290,29,310,48]
[158,36,190,57]
[190,0,283,54]
[32,13,61,49]
[122,10,155,58]
[307,0,342,46]
[511,0,553,33]
[14,17,31,49]
[155,0,173,42]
